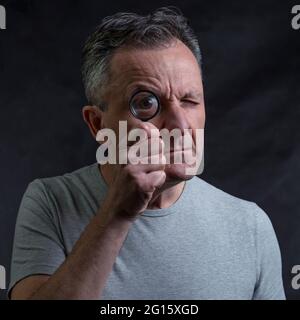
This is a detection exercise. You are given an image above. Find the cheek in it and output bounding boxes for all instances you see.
[186,107,205,129]
[199,108,206,128]
[104,111,145,141]
[104,104,129,126]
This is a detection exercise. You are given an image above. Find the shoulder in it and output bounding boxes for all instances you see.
[26,163,99,197]
[186,176,273,234]
[19,163,101,221]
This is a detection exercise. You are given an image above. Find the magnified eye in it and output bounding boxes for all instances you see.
[130,91,160,121]
[139,96,155,109]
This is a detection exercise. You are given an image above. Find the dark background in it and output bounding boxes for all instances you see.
[0,0,299,300]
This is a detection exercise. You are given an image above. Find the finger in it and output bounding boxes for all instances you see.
[128,136,164,157]
[128,161,166,173]
[128,152,166,166]
[146,170,166,190]
[133,122,160,141]
[119,135,164,165]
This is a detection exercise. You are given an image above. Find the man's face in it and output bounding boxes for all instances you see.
[100,39,205,182]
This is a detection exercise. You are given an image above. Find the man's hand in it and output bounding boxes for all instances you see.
[102,122,166,222]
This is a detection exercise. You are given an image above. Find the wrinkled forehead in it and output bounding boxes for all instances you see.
[107,40,203,97]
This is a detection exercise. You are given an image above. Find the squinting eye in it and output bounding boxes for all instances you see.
[182,100,199,106]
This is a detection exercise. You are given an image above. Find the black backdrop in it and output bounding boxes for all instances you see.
[0,0,299,300]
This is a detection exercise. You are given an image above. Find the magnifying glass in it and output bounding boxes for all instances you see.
[129,90,160,121]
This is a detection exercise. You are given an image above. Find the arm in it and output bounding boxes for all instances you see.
[12,210,132,300]
[252,203,286,300]
[11,122,166,299]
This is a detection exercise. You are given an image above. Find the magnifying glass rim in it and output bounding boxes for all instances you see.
[129,90,161,121]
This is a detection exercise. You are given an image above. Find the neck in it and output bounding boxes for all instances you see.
[99,164,186,210]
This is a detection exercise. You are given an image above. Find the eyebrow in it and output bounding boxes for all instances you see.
[125,83,160,101]
[125,83,203,102]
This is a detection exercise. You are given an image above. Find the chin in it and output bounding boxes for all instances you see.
[164,163,196,183]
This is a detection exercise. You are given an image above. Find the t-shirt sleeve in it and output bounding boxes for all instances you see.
[8,179,66,297]
[252,203,286,300]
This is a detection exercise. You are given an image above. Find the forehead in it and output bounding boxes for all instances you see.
[107,40,202,97]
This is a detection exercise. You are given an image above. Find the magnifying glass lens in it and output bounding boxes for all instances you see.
[130,91,160,121]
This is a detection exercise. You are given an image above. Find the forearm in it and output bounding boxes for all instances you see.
[29,211,132,300]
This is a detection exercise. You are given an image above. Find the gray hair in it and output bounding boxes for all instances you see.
[81,6,202,109]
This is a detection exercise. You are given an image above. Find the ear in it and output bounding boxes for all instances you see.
[82,105,104,139]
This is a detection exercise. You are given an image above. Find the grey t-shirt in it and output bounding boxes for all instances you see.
[9,162,285,299]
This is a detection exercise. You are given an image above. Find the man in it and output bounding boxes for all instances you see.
[9,7,285,299]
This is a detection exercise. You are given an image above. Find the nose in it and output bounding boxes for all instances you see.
[158,101,191,133]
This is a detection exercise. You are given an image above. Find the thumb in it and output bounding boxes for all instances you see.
[147,170,166,190]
